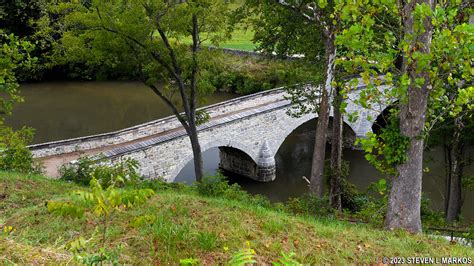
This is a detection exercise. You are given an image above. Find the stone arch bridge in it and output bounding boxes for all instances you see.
[31,83,390,182]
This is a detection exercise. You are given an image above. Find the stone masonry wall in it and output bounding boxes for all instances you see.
[106,103,353,182]
[219,147,258,180]
[29,88,286,158]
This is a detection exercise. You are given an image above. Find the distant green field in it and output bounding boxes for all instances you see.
[183,0,257,51]
[224,0,256,51]
[180,27,256,52]
[216,28,256,51]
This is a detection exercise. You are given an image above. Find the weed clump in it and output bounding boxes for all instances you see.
[60,156,142,187]
[195,172,271,208]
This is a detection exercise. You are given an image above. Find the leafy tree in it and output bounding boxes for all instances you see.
[426,66,473,223]
[422,2,473,223]
[0,32,39,173]
[0,0,45,38]
[271,0,338,199]
[337,0,472,232]
[55,0,234,181]
[245,1,388,210]
[1,0,64,81]
[244,0,344,208]
[0,32,34,118]
[427,113,474,222]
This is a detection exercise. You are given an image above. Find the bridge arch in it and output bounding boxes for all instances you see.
[371,103,398,134]
[169,139,258,182]
[269,114,358,159]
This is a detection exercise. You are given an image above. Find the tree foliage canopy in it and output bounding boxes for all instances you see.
[55,0,233,101]
[0,32,35,119]
[336,0,473,170]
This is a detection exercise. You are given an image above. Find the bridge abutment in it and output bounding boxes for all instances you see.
[218,141,276,182]
[256,141,276,182]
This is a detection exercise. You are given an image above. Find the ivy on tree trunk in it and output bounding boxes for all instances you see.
[385,0,435,233]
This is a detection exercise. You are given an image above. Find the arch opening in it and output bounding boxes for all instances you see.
[275,116,358,158]
[172,143,259,184]
[372,104,397,135]
[218,146,260,180]
[271,116,379,199]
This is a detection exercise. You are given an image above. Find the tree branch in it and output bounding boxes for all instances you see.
[275,0,316,22]
[154,18,193,120]
[190,13,199,119]
[148,83,190,130]
[274,0,329,34]
[94,7,177,82]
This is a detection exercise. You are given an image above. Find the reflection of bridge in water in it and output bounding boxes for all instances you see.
[30,83,390,182]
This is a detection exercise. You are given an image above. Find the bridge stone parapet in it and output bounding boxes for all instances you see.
[29,88,286,159]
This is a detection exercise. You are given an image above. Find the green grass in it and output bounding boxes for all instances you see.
[219,28,256,51]
[219,0,256,51]
[1,172,472,264]
[179,27,257,52]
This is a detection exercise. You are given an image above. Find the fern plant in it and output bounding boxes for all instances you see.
[179,257,200,265]
[228,241,257,266]
[47,177,154,264]
[273,252,302,266]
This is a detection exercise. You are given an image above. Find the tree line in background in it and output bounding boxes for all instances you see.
[1,0,473,233]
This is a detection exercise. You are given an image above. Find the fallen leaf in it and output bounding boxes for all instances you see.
[293,240,299,247]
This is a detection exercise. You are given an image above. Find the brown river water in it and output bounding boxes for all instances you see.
[6,81,473,220]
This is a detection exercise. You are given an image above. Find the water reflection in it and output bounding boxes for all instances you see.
[7,82,238,143]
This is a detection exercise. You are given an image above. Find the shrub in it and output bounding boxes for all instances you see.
[60,156,96,186]
[420,195,444,227]
[208,52,320,95]
[195,172,234,197]
[0,126,41,173]
[285,194,334,217]
[60,156,142,187]
[354,200,387,227]
[47,177,154,265]
[353,179,444,227]
[195,172,271,208]
[352,179,388,226]
[136,178,188,192]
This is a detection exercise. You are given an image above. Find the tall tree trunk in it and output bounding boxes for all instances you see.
[187,122,204,182]
[443,141,452,214]
[329,85,343,210]
[188,13,204,182]
[445,117,465,222]
[385,0,434,233]
[309,33,336,196]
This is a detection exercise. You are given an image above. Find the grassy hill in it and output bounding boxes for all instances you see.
[1,171,472,264]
